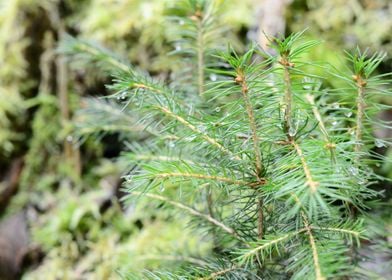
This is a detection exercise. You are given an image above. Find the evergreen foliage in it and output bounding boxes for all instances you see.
[63,1,392,277]
[2,0,387,278]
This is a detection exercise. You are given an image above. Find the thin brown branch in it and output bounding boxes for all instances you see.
[0,158,23,214]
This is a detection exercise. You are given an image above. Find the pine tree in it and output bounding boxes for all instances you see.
[63,1,391,279]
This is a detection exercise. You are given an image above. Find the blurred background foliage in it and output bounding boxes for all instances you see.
[0,0,390,279]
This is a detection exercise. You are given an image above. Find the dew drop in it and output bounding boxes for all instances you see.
[66,135,73,142]
[215,107,221,112]
[345,111,352,117]
[168,141,176,148]
[358,178,368,186]
[179,19,185,25]
[332,120,338,126]
[197,124,207,133]
[374,138,386,148]
[175,44,182,51]
[210,74,217,82]
[288,126,296,137]
[120,92,127,101]
[348,166,359,176]
[332,102,340,109]
[230,155,238,161]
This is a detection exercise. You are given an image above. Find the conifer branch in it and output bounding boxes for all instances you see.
[131,83,165,94]
[257,198,264,240]
[205,185,216,239]
[354,75,366,155]
[310,226,361,237]
[236,69,264,239]
[280,57,294,133]
[131,154,197,165]
[305,94,329,143]
[152,172,265,188]
[305,94,337,162]
[129,192,245,243]
[91,29,384,278]
[61,36,129,72]
[280,54,320,196]
[301,212,325,280]
[239,228,307,261]
[137,254,209,267]
[78,43,128,72]
[157,105,241,160]
[291,140,319,193]
[197,266,238,280]
[236,71,263,176]
[77,124,146,135]
[293,193,325,280]
[74,98,159,138]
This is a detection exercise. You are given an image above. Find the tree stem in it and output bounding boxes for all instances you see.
[292,140,319,193]
[237,72,264,239]
[293,194,325,280]
[355,79,366,156]
[239,77,263,176]
[301,212,325,280]
[283,64,292,134]
[257,198,264,239]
